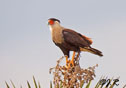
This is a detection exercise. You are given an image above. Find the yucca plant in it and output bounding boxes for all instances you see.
[5,76,125,88]
[49,56,97,88]
[49,56,126,88]
[5,76,41,88]
[4,56,126,88]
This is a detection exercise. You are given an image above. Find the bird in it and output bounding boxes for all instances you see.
[48,18,103,67]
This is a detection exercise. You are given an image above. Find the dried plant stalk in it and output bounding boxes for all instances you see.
[50,55,98,88]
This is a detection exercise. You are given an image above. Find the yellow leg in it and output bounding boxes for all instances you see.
[69,51,75,67]
[65,56,70,66]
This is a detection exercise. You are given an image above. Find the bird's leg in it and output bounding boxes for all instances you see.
[65,56,70,66]
[69,51,75,67]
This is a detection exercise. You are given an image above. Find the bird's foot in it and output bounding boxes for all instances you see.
[68,51,75,68]
[67,60,74,68]
[66,60,70,67]
[65,60,74,69]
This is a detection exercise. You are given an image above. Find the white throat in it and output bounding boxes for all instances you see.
[48,21,64,43]
[49,21,62,32]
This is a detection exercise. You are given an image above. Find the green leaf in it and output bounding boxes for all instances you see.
[33,76,38,88]
[85,81,91,88]
[10,80,16,88]
[50,81,52,88]
[95,76,104,88]
[95,80,100,88]
[27,81,31,88]
[57,83,59,88]
[60,81,63,88]
[80,80,84,88]
[5,81,10,88]
[38,82,41,88]
[105,78,113,88]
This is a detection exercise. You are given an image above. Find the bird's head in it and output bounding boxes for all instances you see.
[48,18,60,26]
[48,18,62,32]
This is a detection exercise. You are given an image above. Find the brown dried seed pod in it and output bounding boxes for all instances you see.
[50,56,97,88]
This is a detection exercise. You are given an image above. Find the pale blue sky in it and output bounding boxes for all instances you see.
[0,0,126,87]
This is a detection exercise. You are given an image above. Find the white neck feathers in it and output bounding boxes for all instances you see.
[48,21,64,43]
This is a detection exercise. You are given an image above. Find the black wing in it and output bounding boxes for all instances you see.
[62,29,90,48]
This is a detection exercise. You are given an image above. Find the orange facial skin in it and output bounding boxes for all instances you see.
[48,20,54,25]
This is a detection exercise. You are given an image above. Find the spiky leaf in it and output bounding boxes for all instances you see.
[38,82,41,88]
[85,81,91,88]
[10,80,16,88]
[5,81,10,88]
[27,81,31,88]
[50,81,52,88]
[33,76,38,88]
[80,80,84,88]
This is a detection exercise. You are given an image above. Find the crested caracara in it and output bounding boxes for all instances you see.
[48,18,103,66]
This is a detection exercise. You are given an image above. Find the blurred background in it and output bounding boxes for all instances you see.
[0,0,126,87]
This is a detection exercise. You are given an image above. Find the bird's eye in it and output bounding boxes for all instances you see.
[48,20,54,25]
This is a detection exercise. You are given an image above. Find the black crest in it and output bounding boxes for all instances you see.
[48,18,60,23]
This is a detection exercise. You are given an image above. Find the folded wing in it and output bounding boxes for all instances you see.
[62,29,92,48]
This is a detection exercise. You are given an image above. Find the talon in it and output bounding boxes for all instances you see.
[65,51,76,69]
[69,60,74,67]
[67,61,74,69]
